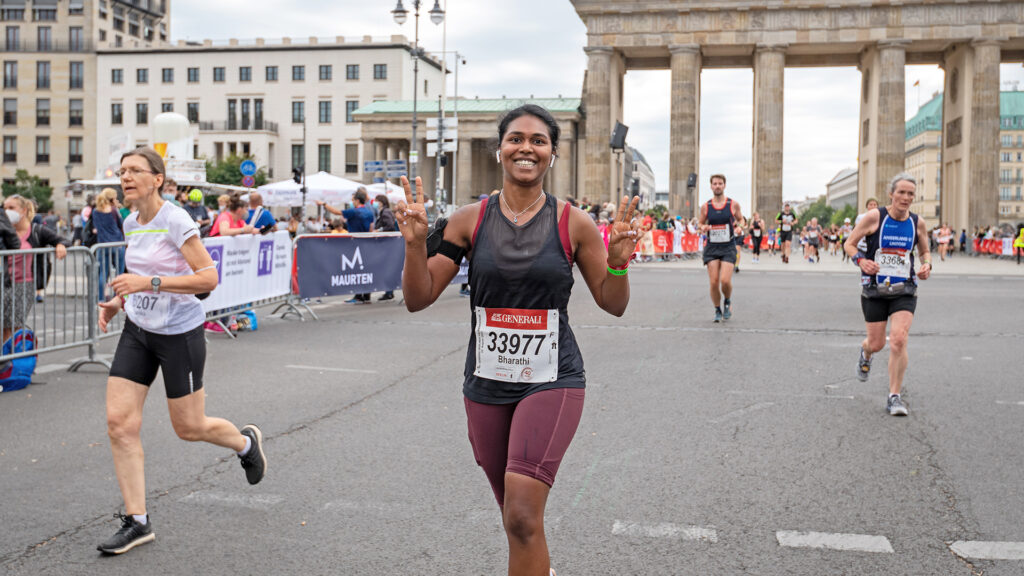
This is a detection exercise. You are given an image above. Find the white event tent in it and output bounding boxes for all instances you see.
[257,172,405,207]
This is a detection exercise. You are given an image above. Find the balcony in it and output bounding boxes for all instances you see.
[999,177,1024,185]
[3,39,94,52]
[198,120,278,134]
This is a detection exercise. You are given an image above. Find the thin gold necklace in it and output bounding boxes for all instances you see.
[500,189,545,224]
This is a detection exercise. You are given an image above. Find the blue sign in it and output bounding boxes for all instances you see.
[206,245,224,283]
[257,240,274,277]
[385,169,408,178]
[295,235,405,298]
[363,161,385,172]
[239,159,257,176]
[385,159,407,168]
[372,177,385,183]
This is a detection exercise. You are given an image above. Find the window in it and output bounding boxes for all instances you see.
[227,99,236,129]
[69,136,82,163]
[136,68,148,84]
[97,0,107,18]
[346,100,359,123]
[37,26,50,50]
[69,0,84,15]
[128,11,139,36]
[2,135,15,163]
[292,65,304,81]
[318,101,331,124]
[239,66,251,82]
[187,102,199,123]
[136,102,148,125]
[187,67,199,83]
[69,26,83,51]
[424,79,428,95]
[1002,135,1013,147]
[33,7,57,21]
[291,101,304,123]
[213,67,225,82]
[291,144,304,170]
[318,144,331,172]
[265,65,278,81]
[345,143,358,174]
[161,67,173,83]
[373,64,387,80]
[36,98,49,126]
[111,68,123,84]
[112,5,124,30]
[254,99,263,128]
[240,99,250,129]
[346,64,359,80]
[36,61,50,89]
[3,61,16,88]
[161,102,172,113]
[1,7,25,21]
[114,34,121,47]
[111,102,122,124]
[1002,152,1012,163]
[35,136,49,164]
[4,26,18,51]
[3,98,15,125]
[70,61,83,89]
[319,65,331,80]
[69,98,82,126]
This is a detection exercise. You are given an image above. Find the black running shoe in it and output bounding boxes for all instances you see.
[723,299,732,320]
[238,424,266,485]
[97,513,154,555]
[714,308,723,323]
[887,394,909,416]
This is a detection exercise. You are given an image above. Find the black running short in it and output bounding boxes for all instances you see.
[861,295,917,323]
[779,230,793,243]
[109,318,206,399]
[703,242,737,265]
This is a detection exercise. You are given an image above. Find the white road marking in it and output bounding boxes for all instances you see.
[996,400,1024,406]
[776,530,894,553]
[285,364,378,374]
[708,402,775,424]
[34,363,69,375]
[181,492,284,509]
[950,541,1024,560]
[727,390,856,400]
[961,356,973,360]
[612,521,718,543]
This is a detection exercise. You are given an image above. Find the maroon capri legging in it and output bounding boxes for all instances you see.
[464,388,585,507]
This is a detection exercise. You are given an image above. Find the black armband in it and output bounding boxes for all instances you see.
[426,217,468,264]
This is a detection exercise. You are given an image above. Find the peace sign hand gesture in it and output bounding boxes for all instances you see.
[395,176,429,245]
[607,195,642,267]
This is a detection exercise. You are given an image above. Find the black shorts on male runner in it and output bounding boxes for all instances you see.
[703,243,737,265]
[860,295,917,323]
[109,318,206,399]
[779,230,793,243]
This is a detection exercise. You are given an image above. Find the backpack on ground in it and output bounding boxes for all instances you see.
[0,329,37,393]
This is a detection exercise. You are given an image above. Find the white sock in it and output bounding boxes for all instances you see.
[132,514,148,525]
[237,435,251,456]
[889,393,900,399]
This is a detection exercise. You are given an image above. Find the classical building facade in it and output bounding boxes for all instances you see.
[94,36,444,189]
[905,90,1024,227]
[1,0,170,213]
[826,167,857,211]
[570,0,1024,231]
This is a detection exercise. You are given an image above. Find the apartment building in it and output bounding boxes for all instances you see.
[1,0,169,213]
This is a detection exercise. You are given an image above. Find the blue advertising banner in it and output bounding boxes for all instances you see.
[295,233,405,298]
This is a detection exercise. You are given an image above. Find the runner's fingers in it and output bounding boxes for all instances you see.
[400,176,413,203]
[414,177,424,204]
[626,195,640,222]
[616,196,629,223]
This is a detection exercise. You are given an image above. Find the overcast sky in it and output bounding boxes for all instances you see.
[173,0,1024,209]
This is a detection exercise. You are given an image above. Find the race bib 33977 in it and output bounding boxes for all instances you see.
[474,307,559,384]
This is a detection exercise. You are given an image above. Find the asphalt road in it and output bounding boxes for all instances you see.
[1,260,1022,576]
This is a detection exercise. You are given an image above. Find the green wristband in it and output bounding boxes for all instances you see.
[607,266,628,276]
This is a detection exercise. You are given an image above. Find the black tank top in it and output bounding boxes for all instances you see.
[463,193,585,403]
[706,198,735,244]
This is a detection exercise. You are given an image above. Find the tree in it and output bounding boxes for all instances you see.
[796,196,833,227]
[831,204,856,227]
[203,155,269,188]
[645,204,668,220]
[1,169,53,212]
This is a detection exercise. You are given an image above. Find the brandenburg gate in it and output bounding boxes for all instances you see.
[572,0,1024,230]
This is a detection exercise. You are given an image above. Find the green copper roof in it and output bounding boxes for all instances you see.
[353,97,582,116]
[906,91,1024,139]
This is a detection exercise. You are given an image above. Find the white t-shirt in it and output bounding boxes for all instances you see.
[123,201,206,335]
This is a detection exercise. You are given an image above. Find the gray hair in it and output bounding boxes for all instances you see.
[887,172,917,194]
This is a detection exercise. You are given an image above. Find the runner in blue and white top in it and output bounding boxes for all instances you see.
[844,172,932,417]
[94,147,267,556]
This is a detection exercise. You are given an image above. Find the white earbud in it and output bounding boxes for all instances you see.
[495,151,501,164]
[550,156,556,168]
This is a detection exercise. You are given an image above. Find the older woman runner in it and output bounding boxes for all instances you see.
[395,104,641,576]
[95,148,266,555]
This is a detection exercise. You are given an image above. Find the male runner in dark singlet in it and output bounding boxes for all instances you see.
[699,174,746,322]
[776,203,797,264]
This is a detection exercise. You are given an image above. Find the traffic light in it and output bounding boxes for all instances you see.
[292,167,302,184]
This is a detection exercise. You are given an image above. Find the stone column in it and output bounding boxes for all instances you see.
[362,138,376,180]
[554,136,573,199]
[669,44,701,219]
[583,46,614,204]
[752,43,786,220]
[968,38,1001,231]
[456,138,474,206]
[876,40,910,200]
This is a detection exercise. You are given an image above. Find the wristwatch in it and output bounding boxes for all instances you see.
[151,276,161,294]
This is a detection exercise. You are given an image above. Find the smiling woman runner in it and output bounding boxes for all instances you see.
[396,104,641,576]
[95,147,266,555]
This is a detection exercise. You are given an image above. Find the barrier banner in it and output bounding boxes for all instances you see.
[295,233,404,298]
[652,230,673,254]
[202,230,292,312]
[1003,238,1013,256]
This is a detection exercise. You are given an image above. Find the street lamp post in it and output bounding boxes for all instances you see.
[392,0,444,183]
